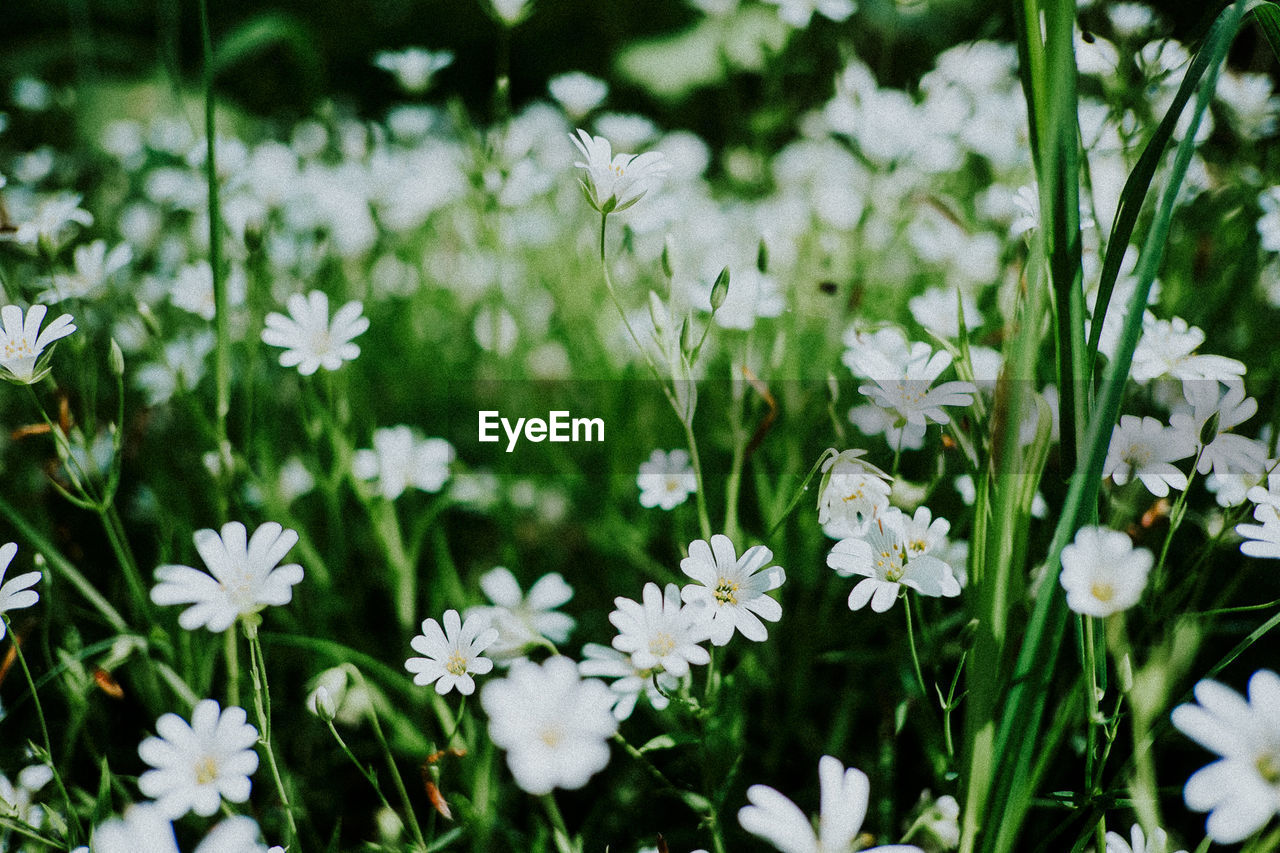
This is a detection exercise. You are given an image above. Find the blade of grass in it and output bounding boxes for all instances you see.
[980,6,1246,852]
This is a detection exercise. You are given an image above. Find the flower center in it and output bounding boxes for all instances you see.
[539,725,564,748]
[649,631,676,658]
[714,578,739,606]
[194,755,220,786]
[1091,581,1115,603]
[2,337,34,360]
[1257,751,1280,786]
[665,477,682,492]
[310,328,333,355]
[877,547,905,582]
[909,538,928,554]
[445,650,469,676]
[1123,444,1154,469]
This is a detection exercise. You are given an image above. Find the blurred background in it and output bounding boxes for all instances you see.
[1,0,1246,156]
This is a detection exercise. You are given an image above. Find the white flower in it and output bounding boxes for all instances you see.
[1171,669,1280,844]
[637,449,697,510]
[816,449,892,539]
[39,239,132,302]
[848,404,927,453]
[1131,315,1246,385]
[762,0,856,29]
[679,535,785,646]
[170,262,247,322]
[907,286,982,340]
[857,342,976,428]
[1104,415,1195,497]
[138,699,259,819]
[738,755,923,853]
[1105,823,1187,853]
[610,582,710,677]
[569,129,670,214]
[578,642,677,720]
[261,290,369,376]
[480,656,617,795]
[1236,509,1280,559]
[489,0,532,25]
[0,764,53,826]
[352,425,454,500]
[151,521,304,632]
[1058,526,1152,617]
[0,542,41,637]
[0,303,76,384]
[373,48,453,94]
[466,567,575,660]
[91,803,270,853]
[1171,379,1269,479]
[548,72,608,119]
[405,609,499,696]
[827,509,961,613]
[13,193,93,251]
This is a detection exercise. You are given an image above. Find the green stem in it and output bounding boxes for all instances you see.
[681,415,713,542]
[367,690,429,852]
[325,720,398,817]
[246,624,301,850]
[197,0,231,516]
[224,625,240,708]
[540,793,577,853]
[3,615,82,844]
[903,593,928,699]
[596,213,713,540]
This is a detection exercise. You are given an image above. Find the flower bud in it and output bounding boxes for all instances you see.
[710,266,730,313]
[756,238,769,273]
[661,235,674,279]
[108,338,125,378]
[309,685,337,722]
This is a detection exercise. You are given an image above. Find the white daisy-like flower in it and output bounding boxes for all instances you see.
[848,402,928,453]
[405,609,499,696]
[1058,526,1153,617]
[0,542,41,638]
[1130,315,1246,385]
[548,72,608,119]
[0,303,76,384]
[857,342,976,428]
[261,290,369,376]
[373,48,453,95]
[610,582,711,677]
[1171,379,1269,480]
[13,192,93,252]
[907,286,982,340]
[578,642,677,720]
[91,803,270,853]
[679,535,785,647]
[816,449,893,539]
[151,521,305,632]
[39,239,132,303]
[637,448,697,510]
[1236,507,1280,559]
[137,700,260,819]
[0,764,53,826]
[1103,415,1196,497]
[569,129,670,214]
[1171,669,1280,844]
[827,509,961,613]
[1105,823,1188,853]
[466,567,575,660]
[352,425,454,500]
[762,0,856,29]
[480,656,617,795]
[738,755,924,853]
